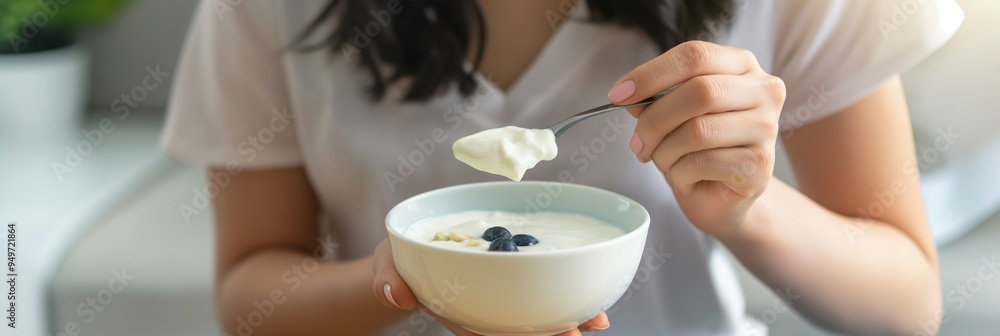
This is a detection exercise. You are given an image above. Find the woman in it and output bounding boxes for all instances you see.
[162,0,962,334]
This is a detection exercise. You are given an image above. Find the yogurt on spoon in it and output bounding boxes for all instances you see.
[452,126,557,181]
[452,89,677,180]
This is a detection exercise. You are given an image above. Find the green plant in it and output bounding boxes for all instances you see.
[1,0,131,53]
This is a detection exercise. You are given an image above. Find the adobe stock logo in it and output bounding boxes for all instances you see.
[48,268,136,336]
[5,0,69,53]
[212,0,246,21]
[913,255,1000,336]
[340,0,411,63]
[878,0,931,40]
[51,65,171,182]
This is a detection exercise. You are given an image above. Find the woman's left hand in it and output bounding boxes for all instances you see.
[424,307,610,335]
[607,41,786,236]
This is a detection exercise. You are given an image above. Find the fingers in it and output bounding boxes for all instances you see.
[649,109,775,174]
[608,41,759,104]
[420,306,481,336]
[669,146,774,196]
[422,306,609,336]
[632,75,767,162]
[577,312,610,332]
[625,104,646,119]
[372,239,417,310]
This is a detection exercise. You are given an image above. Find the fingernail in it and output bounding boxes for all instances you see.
[582,322,611,332]
[384,283,402,309]
[629,132,643,154]
[608,80,636,103]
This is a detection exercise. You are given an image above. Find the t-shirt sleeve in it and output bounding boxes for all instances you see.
[160,0,301,169]
[770,0,963,131]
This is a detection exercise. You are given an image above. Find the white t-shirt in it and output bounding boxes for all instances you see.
[162,1,961,334]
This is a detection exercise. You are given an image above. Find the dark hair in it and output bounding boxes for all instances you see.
[295,0,733,102]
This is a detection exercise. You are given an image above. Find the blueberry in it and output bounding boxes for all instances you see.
[482,226,512,241]
[488,237,519,252]
[511,234,539,246]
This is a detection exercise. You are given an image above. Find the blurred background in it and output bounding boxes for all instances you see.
[1,0,998,335]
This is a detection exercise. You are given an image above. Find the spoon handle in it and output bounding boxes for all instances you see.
[547,86,679,138]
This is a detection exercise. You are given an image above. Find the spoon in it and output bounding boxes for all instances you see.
[546,86,678,138]
[452,85,679,181]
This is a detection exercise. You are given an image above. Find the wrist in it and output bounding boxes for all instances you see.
[713,185,774,248]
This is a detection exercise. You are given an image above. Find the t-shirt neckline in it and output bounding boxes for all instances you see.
[468,3,590,102]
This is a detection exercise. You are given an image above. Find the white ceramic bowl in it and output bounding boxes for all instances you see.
[386,182,650,336]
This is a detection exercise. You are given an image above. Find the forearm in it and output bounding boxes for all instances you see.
[217,248,407,335]
[719,177,941,335]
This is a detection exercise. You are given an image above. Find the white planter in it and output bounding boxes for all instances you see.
[0,43,90,136]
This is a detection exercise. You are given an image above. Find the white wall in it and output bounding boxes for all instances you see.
[82,0,198,112]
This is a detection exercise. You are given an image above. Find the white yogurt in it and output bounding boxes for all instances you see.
[405,211,625,252]
[452,126,557,181]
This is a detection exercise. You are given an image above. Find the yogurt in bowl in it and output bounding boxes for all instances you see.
[386,182,649,336]
[405,211,626,252]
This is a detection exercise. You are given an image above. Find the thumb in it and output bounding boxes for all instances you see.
[373,240,418,310]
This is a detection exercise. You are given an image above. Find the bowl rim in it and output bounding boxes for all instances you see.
[385,181,650,257]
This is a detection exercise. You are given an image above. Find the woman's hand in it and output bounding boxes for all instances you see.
[608,41,786,236]
[372,238,610,335]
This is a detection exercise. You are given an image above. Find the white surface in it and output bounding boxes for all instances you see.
[0,110,174,335]
[50,167,217,336]
[0,43,89,134]
[924,138,1000,246]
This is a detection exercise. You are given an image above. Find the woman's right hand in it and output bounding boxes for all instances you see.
[372,238,610,335]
